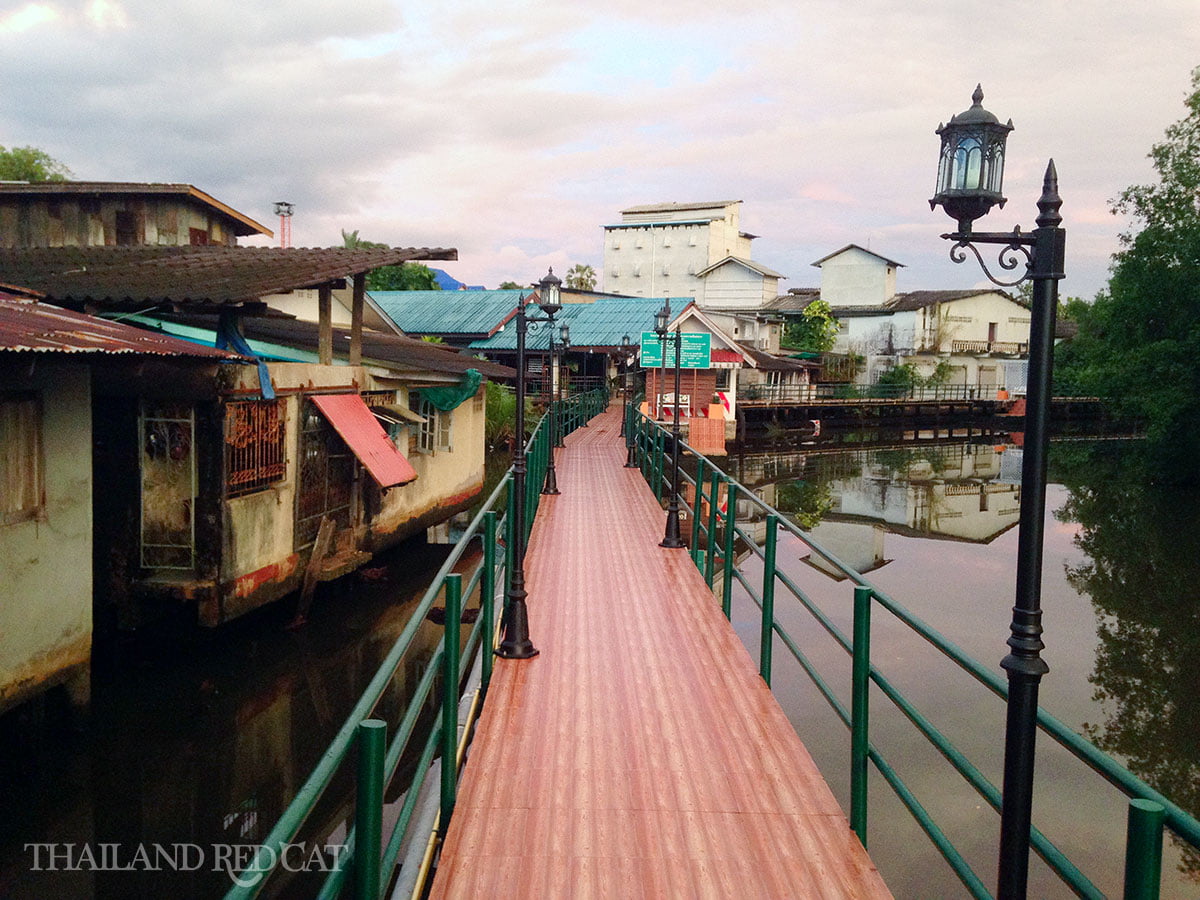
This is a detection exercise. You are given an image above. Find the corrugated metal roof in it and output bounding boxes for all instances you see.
[0,297,245,359]
[470,297,674,352]
[142,311,514,379]
[310,394,418,489]
[368,289,525,337]
[0,245,457,307]
[621,200,739,215]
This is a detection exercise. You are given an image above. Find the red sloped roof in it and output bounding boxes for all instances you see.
[310,394,418,489]
[710,349,744,363]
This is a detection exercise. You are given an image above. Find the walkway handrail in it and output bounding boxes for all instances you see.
[225,388,608,899]
[625,404,1197,900]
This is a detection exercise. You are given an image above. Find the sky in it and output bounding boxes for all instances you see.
[1,0,1196,301]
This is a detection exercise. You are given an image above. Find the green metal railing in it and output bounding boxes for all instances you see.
[626,405,1199,900]
[224,388,607,900]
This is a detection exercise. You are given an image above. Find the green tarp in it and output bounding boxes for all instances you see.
[418,369,483,411]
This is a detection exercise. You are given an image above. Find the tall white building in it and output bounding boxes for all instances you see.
[602,201,755,300]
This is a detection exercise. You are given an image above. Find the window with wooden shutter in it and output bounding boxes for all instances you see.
[0,393,43,525]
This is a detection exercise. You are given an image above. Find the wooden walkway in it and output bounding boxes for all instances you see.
[429,408,892,899]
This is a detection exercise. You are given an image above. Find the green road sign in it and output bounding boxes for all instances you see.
[640,331,712,369]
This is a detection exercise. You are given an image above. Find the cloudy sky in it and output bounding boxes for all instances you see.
[2,0,1196,300]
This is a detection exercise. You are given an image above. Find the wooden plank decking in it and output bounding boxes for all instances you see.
[429,407,892,899]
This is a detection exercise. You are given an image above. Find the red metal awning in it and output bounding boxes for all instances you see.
[310,394,418,489]
[710,349,744,363]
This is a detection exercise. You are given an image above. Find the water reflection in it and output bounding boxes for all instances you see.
[0,540,457,899]
[724,429,1200,895]
[1051,442,1200,881]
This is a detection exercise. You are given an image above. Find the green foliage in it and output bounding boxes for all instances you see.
[782,299,839,352]
[773,480,832,530]
[1048,442,1200,876]
[0,145,71,182]
[564,263,596,291]
[1053,67,1200,479]
[337,230,442,291]
[875,363,923,390]
[366,262,440,291]
[420,335,444,343]
[498,281,523,290]
[483,381,535,452]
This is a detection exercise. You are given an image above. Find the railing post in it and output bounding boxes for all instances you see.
[441,573,462,826]
[691,457,706,569]
[1123,799,1165,900]
[354,718,386,900]
[760,514,777,686]
[722,483,737,620]
[706,469,720,588]
[851,584,872,847]
[481,512,497,692]
[657,427,667,501]
[503,482,515,608]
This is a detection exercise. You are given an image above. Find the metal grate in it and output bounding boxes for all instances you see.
[224,400,287,498]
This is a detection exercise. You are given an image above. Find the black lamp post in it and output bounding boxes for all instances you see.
[656,306,685,549]
[555,322,569,448]
[624,333,640,469]
[619,334,632,437]
[496,268,563,659]
[931,85,1065,900]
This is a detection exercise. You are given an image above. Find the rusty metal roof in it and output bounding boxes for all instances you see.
[0,245,458,308]
[0,296,245,359]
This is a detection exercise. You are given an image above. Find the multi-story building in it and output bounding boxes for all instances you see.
[602,200,755,300]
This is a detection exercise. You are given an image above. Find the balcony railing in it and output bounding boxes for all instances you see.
[951,340,1029,355]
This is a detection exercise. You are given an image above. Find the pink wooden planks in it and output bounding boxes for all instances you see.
[429,408,892,899]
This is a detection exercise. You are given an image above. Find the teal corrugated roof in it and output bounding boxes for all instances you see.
[470,297,685,351]
[368,289,524,336]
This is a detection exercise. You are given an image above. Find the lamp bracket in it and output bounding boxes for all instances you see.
[941,227,1034,288]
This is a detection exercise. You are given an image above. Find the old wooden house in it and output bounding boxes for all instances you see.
[0,181,273,248]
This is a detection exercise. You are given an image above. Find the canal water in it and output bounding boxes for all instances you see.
[0,536,465,899]
[3,432,1196,899]
[721,429,1200,899]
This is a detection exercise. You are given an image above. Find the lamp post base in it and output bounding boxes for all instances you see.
[624,442,639,468]
[496,596,539,659]
[542,463,560,495]
[660,507,685,548]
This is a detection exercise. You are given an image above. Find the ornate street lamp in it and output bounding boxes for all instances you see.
[656,307,685,549]
[931,86,1065,900]
[496,267,563,660]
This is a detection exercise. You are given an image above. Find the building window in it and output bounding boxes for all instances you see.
[633,263,642,278]
[0,393,43,525]
[437,407,453,452]
[688,231,698,247]
[416,397,436,453]
[224,400,287,497]
[189,227,209,246]
[715,369,731,390]
[611,238,620,250]
[635,236,644,249]
[115,210,138,245]
[663,233,671,248]
[611,265,620,277]
[662,263,670,276]
[140,403,196,569]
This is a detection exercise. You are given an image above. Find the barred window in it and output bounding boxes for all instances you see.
[224,400,286,497]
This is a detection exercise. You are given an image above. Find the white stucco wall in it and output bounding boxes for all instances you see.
[0,361,92,713]
[817,247,898,307]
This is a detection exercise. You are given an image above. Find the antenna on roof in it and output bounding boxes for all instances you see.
[273,201,294,249]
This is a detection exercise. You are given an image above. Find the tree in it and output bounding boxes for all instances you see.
[336,230,441,291]
[498,281,524,290]
[1053,66,1200,480]
[564,263,596,291]
[782,299,839,352]
[0,145,71,182]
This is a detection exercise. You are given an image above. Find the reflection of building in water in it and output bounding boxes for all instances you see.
[832,443,1021,544]
[729,442,1021,582]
